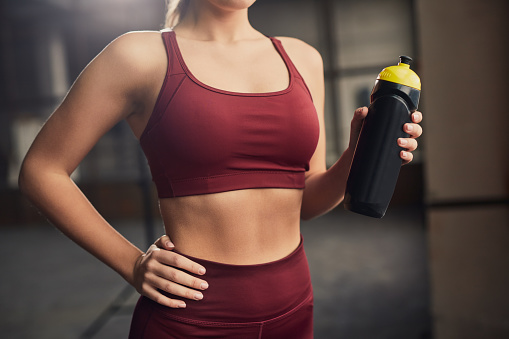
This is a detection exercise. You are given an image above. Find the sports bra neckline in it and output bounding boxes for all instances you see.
[139,30,319,198]
[168,30,295,97]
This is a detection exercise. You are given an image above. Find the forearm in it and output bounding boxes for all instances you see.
[19,164,143,285]
[301,147,355,220]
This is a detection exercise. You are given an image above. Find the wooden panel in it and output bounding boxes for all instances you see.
[428,206,509,339]
[418,0,509,202]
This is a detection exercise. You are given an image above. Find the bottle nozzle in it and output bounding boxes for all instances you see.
[399,55,413,65]
[377,55,421,90]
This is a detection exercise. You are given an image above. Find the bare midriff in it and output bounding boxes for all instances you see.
[158,188,303,265]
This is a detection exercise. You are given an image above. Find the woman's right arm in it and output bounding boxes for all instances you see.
[18,31,207,308]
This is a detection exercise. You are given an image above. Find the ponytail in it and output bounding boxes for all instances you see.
[165,0,190,28]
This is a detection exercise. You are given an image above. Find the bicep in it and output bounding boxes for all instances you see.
[24,40,139,175]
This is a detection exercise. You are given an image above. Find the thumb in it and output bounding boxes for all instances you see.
[352,106,368,124]
[349,107,368,148]
[154,235,175,250]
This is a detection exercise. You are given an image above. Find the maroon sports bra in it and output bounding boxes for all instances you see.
[139,30,319,198]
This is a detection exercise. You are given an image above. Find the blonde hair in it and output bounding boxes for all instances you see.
[165,0,190,28]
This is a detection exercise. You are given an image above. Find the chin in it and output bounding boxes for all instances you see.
[209,0,257,11]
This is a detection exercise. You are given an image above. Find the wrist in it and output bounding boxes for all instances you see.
[119,249,144,287]
[343,146,356,160]
[127,253,144,287]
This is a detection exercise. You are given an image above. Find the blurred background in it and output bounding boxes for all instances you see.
[0,0,507,338]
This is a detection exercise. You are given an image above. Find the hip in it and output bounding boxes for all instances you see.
[129,235,313,338]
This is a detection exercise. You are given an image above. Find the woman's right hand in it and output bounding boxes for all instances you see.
[132,235,209,308]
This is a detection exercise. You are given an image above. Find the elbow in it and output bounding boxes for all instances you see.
[300,215,314,222]
[18,160,32,197]
[300,208,331,222]
[18,157,41,200]
[300,208,317,221]
[300,196,345,221]
[300,198,321,221]
[18,157,71,202]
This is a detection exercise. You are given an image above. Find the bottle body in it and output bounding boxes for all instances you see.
[344,61,421,218]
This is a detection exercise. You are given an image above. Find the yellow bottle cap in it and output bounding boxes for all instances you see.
[377,56,421,90]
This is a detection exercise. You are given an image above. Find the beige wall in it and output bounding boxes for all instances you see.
[417,0,509,338]
[418,0,509,202]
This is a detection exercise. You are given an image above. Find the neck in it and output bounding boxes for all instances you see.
[174,0,258,42]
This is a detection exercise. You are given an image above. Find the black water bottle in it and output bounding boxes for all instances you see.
[344,56,421,218]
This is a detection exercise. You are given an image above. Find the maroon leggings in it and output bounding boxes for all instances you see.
[128,236,314,338]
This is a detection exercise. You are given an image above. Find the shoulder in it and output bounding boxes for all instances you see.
[83,30,168,95]
[108,30,165,52]
[99,31,167,72]
[275,36,323,73]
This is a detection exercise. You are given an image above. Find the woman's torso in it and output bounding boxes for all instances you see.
[126,30,317,264]
[160,189,303,264]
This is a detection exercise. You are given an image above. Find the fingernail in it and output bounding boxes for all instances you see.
[405,124,413,132]
[166,241,174,248]
[399,138,408,146]
[412,113,419,121]
[198,267,206,275]
[194,293,203,300]
[178,303,186,308]
[401,151,408,158]
[201,282,209,290]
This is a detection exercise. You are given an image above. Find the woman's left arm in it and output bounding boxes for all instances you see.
[302,107,422,220]
[279,37,422,220]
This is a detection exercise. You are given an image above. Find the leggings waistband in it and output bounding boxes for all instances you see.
[156,235,312,323]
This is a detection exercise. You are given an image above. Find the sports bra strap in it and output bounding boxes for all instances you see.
[160,29,185,76]
[268,37,301,80]
[268,36,313,100]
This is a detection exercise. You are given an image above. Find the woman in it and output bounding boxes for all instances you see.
[19,0,423,338]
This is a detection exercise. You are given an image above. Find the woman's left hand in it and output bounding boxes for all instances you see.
[398,111,423,165]
[350,108,423,165]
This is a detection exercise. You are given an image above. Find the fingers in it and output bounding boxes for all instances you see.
[404,122,423,139]
[400,150,413,165]
[135,250,209,307]
[398,137,418,152]
[398,138,417,164]
[149,256,209,292]
[143,285,188,309]
[399,111,422,165]
[404,111,423,139]
[152,249,207,276]
[411,111,423,123]
[133,240,210,308]
[148,272,205,301]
